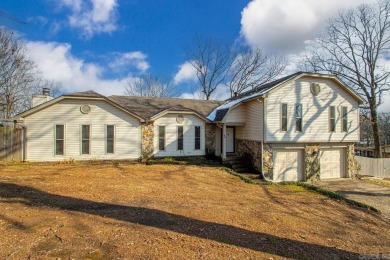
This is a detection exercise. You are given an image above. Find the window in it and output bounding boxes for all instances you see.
[106,125,114,153]
[158,126,165,151]
[177,126,184,150]
[55,125,64,155]
[281,103,288,131]
[81,125,90,154]
[342,107,348,132]
[295,104,302,132]
[195,126,201,150]
[329,106,336,132]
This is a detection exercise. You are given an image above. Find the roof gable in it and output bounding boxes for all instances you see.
[207,72,365,122]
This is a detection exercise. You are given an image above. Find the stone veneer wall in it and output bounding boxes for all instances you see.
[236,139,262,172]
[262,144,273,180]
[141,122,154,159]
[347,144,355,178]
[305,144,320,181]
[205,123,216,155]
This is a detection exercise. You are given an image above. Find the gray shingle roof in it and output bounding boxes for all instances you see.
[64,91,105,98]
[108,95,222,120]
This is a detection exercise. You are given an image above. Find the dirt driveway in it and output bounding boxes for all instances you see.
[315,178,390,218]
[0,162,389,259]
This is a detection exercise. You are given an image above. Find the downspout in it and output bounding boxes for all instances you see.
[259,96,272,182]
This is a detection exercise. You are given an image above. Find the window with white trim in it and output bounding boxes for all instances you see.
[295,103,302,132]
[106,125,114,153]
[329,106,336,132]
[55,125,64,155]
[195,126,201,150]
[342,107,348,132]
[158,126,165,151]
[81,125,91,154]
[177,126,184,150]
[281,103,288,131]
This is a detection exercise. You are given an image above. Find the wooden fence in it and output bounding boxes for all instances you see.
[0,124,23,161]
[355,156,390,178]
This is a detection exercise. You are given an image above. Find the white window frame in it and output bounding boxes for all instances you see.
[54,124,65,156]
[106,125,115,154]
[194,126,201,150]
[177,125,184,151]
[329,106,336,132]
[158,125,166,151]
[81,124,91,155]
[281,103,288,132]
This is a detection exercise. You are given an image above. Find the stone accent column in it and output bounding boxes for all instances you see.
[141,122,154,159]
[346,144,355,178]
[305,144,320,181]
[236,139,262,172]
[263,144,273,180]
[205,123,216,155]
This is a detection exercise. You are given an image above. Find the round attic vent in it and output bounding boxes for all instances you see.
[176,115,184,124]
[310,83,321,96]
[80,105,91,114]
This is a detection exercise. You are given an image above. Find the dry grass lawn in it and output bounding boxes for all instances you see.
[0,162,389,259]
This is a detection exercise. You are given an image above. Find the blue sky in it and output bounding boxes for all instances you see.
[2,0,388,110]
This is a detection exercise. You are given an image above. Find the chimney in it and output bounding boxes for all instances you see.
[32,88,54,108]
[234,92,238,97]
[42,87,50,96]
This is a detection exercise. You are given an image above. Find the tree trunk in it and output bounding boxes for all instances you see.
[371,106,382,158]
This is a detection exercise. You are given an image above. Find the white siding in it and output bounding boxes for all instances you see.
[224,105,245,124]
[265,77,360,143]
[153,113,206,157]
[24,99,141,161]
[236,99,263,141]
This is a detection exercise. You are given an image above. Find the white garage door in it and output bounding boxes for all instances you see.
[320,148,345,179]
[273,150,303,182]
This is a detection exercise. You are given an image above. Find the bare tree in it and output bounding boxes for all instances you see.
[125,74,177,98]
[226,46,287,97]
[186,38,233,100]
[379,112,390,145]
[360,114,373,146]
[301,0,390,158]
[0,28,38,119]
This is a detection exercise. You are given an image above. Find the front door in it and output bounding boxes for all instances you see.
[226,127,235,153]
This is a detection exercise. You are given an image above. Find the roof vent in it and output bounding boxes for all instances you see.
[80,105,91,114]
[310,83,321,96]
[176,115,184,124]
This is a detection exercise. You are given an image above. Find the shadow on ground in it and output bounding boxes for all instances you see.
[0,182,363,259]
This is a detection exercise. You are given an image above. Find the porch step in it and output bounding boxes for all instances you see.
[223,156,253,173]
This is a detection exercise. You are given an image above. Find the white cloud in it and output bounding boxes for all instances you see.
[60,0,118,38]
[240,0,375,53]
[109,51,149,73]
[174,61,198,85]
[26,41,135,95]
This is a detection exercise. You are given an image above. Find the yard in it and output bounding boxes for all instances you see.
[0,162,389,259]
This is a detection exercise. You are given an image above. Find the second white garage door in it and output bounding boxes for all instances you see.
[320,148,345,179]
[273,149,303,182]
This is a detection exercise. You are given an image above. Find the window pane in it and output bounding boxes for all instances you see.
[159,126,165,151]
[330,106,336,132]
[282,104,287,117]
[178,126,183,150]
[82,125,90,140]
[56,140,63,155]
[282,118,287,131]
[82,140,90,154]
[295,104,302,117]
[107,125,114,139]
[342,107,348,132]
[56,125,64,140]
[107,140,114,153]
[296,118,302,132]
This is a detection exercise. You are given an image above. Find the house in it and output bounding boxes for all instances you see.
[14,72,364,182]
[207,72,364,181]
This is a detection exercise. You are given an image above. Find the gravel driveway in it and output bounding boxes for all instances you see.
[315,179,390,218]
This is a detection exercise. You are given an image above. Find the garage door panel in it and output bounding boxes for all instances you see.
[320,148,345,179]
[273,150,303,182]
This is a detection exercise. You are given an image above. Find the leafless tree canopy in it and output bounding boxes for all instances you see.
[301,0,390,157]
[0,27,61,119]
[125,74,177,98]
[186,38,233,100]
[378,112,390,145]
[226,47,287,97]
[186,38,286,99]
